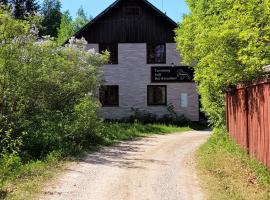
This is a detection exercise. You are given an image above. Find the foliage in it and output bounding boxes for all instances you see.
[0,7,108,160]
[57,11,74,45]
[196,127,270,199]
[57,7,92,45]
[126,107,191,126]
[97,122,192,145]
[40,0,62,37]
[176,0,270,127]
[73,6,91,32]
[25,0,40,15]
[1,0,40,19]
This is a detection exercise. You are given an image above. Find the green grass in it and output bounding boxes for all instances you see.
[1,122,192,200]
[100,122,192,144]
[196,127,270,200]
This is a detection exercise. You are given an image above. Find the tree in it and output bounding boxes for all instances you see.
[25,0,40,15]
[40,0,62,37]
[5,0,40,19]
[57,11,74,45]
[73,6,91,32]
[1,0,9,5]
[57,7,92,45]
[175,0,270,127]
[12,0,25,19]
[0,4,108,163]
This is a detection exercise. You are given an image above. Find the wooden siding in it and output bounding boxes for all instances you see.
[226,79,270,169]
[75,0,177,43]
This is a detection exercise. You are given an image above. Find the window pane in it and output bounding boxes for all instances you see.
[147,44,166,64]
[99,86,119,106]
[148,86,166,105]
[124,7,140,16]
[99,44,118,64]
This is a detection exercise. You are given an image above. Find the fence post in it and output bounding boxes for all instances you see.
[245,87,250,154]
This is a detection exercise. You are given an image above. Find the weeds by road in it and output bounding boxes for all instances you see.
[196,127,270,200]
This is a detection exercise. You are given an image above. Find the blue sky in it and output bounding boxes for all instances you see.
[40,0,189,23]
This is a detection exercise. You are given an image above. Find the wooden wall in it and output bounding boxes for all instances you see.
[76,0,177,43]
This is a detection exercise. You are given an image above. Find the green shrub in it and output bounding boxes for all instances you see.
[0,7,108,160]
[0,154,22,191]
[176,0,270,127]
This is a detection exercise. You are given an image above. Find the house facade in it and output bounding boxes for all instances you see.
[74,0,199,121]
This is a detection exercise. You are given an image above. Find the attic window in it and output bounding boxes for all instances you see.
[124,7,141,17]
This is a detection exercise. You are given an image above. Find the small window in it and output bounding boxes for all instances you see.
[99,85,119,106]
[180,93,188,108]
[99,44,118,64]
[147,85,167,106]
[124,7,140,17]
[147,44,166,64]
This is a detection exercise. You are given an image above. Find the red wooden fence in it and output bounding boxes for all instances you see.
[226,78,270,169]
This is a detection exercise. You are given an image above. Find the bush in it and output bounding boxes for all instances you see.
[128,108,158,124]
[0,7,108,160]
[0,154,22,191]
[117,107,192,126]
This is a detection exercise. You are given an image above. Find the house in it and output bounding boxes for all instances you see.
[73,0,199,121]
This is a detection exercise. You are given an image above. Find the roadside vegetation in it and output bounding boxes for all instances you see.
[176,0,270,198]
[176,0,270,126]
[196,127,270,200]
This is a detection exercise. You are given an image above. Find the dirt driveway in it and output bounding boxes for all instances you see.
[39,130,210,200]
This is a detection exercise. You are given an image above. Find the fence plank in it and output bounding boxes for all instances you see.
[226,80,270,170]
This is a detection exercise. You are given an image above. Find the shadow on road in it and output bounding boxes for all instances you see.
[78,137,168,170]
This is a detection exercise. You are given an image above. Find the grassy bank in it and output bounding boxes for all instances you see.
[1,123,191,200]
[196,127,270,200]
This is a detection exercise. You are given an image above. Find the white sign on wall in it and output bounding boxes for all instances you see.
[180,93,188,108]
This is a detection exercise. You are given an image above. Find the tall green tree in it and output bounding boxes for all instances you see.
[57,11,73,45]
[57,7,92,45]
[73,6,91,32]
[25,0,40,15]
[5,0,40,19]
[12,0,25,19]
[40,0,62,37]
[176,0,270,127]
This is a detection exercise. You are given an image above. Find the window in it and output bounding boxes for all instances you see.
[147,85,167,106]
[180,93,188,108]
[99,44,118,64]
[147,44,166,64]
[124,7,141,17]
[99,85,119,106]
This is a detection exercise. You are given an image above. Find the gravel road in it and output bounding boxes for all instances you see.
[39,130,210,200]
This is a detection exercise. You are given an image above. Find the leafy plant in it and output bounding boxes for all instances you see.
[176,0,270,127]
[0,7,108,160]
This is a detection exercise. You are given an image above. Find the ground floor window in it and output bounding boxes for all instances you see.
[99,85,119,106]
[147,85,167,106]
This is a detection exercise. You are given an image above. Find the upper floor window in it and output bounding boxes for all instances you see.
[147,44,166,64]
[124,7,141,17]
[99,44,118,64]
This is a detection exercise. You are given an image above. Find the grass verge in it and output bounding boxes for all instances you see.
[1,122,192,200]
[196,127,270,200]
